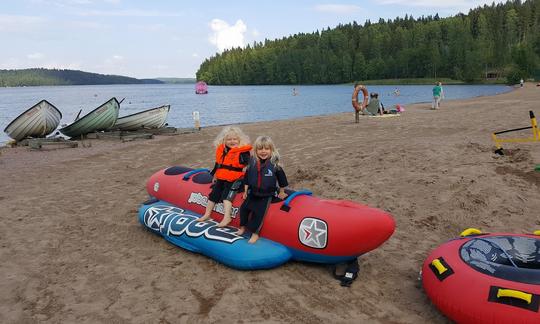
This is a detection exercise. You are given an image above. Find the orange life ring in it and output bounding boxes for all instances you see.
[352,85,369,112]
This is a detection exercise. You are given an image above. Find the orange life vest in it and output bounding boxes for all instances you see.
[214,144,252,182]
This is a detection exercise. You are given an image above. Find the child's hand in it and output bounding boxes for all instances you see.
[242,192,247,200]
[278,192,288,200]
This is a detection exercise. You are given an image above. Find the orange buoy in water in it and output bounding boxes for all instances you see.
[352,84,369,112]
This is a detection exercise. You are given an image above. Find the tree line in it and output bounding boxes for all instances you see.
[196,0,540,85]
[0,68,162,87]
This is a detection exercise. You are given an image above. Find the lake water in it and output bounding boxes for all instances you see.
[0,83,512,144]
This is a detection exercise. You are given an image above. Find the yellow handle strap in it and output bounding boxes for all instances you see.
[431,259,448,275]
[460,228,482,237]
[497,289,532,304]
[533,230,540,236]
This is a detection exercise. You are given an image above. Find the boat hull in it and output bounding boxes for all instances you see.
[144,166,395,263]
[114,105,170,131]
[4,100,62,141]
[59,98,120,138]
[422,233,540,323]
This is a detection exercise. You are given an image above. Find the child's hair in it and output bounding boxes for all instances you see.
[253,136,282,167]
[213,126,250,147]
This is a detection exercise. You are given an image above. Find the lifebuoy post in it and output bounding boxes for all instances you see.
[352,84,369,123]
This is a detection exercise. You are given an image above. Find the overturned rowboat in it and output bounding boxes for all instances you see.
[114,105,170,131]
[4,100,62,141]
[59,97,120,138]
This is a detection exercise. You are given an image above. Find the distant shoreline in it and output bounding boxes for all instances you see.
[0,68,196,87]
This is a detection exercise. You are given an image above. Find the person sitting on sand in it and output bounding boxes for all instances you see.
[237,136,288,244]
[364,92,382,116]
[197,126,251,227]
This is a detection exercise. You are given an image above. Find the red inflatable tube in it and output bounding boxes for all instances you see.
[145,166,395,263]
[422,232,540,324]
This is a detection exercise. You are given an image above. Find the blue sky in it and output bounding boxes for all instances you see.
[0,0,506,78]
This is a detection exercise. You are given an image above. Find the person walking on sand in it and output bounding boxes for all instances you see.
[237,136,288,244]
[432,82,443,110]
[439,82,445,106]
[520,78,524,88]
[196,126,251,227]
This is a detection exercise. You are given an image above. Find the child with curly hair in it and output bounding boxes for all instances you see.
[197,126,251,227]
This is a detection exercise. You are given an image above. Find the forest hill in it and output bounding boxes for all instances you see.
[197,0,540,85]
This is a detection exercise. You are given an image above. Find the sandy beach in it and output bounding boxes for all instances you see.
[1,84,539,323]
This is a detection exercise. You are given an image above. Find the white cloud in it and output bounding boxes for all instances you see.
[112,55,123,60]
[31,0,119,6]
[192,53,199,57]
[375,0,502,9]
[153,64,168,69]
[209,19,247,52]
[0,57,81,70]
[314,4,362,14]
[27,53,44,60]
[42,61,82,70]
[76,9,182,17]
[128,23,166,32]
[0,14,46,32]
[0,58,23,69]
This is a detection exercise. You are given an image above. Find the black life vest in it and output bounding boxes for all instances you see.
[246,158,278,197]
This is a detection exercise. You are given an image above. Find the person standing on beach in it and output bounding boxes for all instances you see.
[520,78,524,87]
[432,82,443,110]
[237,136,288,244]
[196,126,251,227]
[438,82,445,107]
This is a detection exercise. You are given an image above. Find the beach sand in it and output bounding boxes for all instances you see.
[1,84,539,323]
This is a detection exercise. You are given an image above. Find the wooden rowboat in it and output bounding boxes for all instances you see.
[3,100,62,141]
[114,105,170,131]
[59,97,120,138]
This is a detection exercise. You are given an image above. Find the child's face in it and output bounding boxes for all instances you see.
[256,146,272,160]
[224,134,240,148]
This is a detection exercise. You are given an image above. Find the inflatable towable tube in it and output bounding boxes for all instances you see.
[138,166,395,270]
[422,229,540,324]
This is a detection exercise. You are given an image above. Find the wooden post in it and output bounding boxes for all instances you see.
[193,111,201,130]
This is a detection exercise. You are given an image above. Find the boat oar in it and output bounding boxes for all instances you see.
[119,98,125,104]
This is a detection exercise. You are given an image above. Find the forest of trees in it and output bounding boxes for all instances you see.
[0,68,162,87]
[197,0,540,85]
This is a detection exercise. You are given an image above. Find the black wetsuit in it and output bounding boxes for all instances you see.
[240,158,288,233]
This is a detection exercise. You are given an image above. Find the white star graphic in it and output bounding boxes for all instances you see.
[299,219,327,248]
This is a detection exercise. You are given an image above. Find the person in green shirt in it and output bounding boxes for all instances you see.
[432,82,443,109]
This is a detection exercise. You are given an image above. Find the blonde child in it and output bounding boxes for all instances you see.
[196,126,251,227]
[237,136,288,243]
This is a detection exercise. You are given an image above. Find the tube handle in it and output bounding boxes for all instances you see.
[280,190,312,212]
[431,259,448,275]
[497,289,532,304]
[182,168,210,181]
